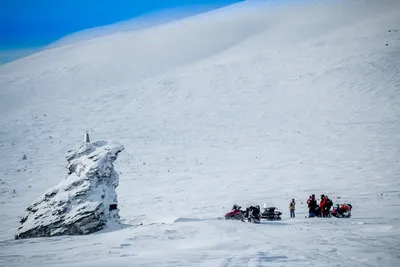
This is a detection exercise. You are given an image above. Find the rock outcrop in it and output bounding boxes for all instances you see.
[15,140,124,239]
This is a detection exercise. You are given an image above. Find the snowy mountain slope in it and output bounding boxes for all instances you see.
[1,0,400,266]
[48,5,235,49]
[0,2,264,113]
[1,0,394,112]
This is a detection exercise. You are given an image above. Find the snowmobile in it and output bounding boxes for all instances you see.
[244,205,261,224]
[224,204,245,221]
[308,206,332,218]
[308,206,320,217]
[331,204,352,218]
[223,203,261,223]
[260,204,282,220]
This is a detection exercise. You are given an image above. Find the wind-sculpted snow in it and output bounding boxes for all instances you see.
[14,141,124,239]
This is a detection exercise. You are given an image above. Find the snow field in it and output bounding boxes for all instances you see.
[1,0,400,266]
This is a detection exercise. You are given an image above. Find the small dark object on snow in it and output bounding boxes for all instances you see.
[84,131,90,143]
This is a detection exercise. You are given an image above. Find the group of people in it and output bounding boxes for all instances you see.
[229,194,350,220]
[288,194,334,218]
[306,194,333,217]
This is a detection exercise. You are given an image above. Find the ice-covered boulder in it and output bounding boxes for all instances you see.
[15,140,124,239]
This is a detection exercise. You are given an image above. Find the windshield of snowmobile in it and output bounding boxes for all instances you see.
[263,202,275,209]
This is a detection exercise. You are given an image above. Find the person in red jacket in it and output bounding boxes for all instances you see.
[320,194,327,217]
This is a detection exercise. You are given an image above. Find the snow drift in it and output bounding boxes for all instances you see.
[15,140,124,239]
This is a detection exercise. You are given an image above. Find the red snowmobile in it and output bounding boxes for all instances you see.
[223,203,261,223]
[224,204,245,221]
[331,204,352,218]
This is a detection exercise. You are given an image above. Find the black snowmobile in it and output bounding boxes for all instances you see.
[308,206,331,218]
[260,205,282,221]
[244,205,261,224]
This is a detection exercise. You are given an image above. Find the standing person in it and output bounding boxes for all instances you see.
[324,196,333,216]
[289,199,296,218]
[306,195,312,205]
[308,194,318,217]
[320,195,327,217]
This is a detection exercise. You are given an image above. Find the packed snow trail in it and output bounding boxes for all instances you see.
[1,0,400,266]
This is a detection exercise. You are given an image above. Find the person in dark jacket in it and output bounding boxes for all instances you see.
[308,194,318,217]
[324,196,333,216]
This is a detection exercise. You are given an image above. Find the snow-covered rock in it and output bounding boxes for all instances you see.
[15,141,124,239]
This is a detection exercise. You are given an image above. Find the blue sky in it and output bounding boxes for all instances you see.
[0,0,242,50]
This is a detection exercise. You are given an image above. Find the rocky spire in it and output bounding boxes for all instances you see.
[15,140,124,239]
